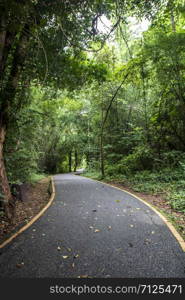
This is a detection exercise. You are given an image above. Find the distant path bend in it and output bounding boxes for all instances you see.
[0,173,185,278]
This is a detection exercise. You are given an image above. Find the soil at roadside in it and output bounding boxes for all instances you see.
[0,177,51,245]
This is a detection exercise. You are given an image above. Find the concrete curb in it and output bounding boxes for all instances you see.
[0,176,55,249]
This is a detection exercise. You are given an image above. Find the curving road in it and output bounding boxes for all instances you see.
[0,173,185,278]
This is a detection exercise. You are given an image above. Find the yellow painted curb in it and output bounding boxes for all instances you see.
[0,176,55,249]
[85,176,185,252]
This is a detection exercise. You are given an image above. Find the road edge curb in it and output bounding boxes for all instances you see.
[83,176,185,252]
[0,176,55,249]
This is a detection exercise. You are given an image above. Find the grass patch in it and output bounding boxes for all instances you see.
[83,170,102,181]
[156,208,185,241]
[28,173,47,184]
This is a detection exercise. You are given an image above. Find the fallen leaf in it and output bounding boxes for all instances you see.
[136,208,141,210]
[16,262,24,268]
[32,229,36,232]
[57,246,61,251]
[115,200,120,203]
[89,226,93,229]
[130,224,134,228]
[67,248,72,252]
[62,256,68,259]
[74,254,79,258]
[108,226,112,230]
[144,239,151,244]
[115,248,122,252]
[151,231,155,234]
[94,229,100,233]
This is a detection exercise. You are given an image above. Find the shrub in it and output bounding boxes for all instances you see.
[169,191,185,213]
[118,145,155,173]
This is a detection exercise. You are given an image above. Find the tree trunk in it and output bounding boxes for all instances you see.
[74,150,78,172]
[0,24,31,220]
[99,73,129,178]
[0,16,6,71]
[86,152,90,168]
[100,102,105,178]
[170,5,176,33]
[0,22,16,78]
[0,126,14,220]
[68,151,72,172]
[100,131,105,178]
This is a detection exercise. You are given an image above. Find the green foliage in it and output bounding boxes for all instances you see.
[28,173,46,184]
[83,170,102,181]
[169,191,185,213]
[1,0,185,218]
[121,145,154,172]
[105,164,122,176]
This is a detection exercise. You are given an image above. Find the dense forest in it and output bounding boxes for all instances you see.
[0,0,185,223]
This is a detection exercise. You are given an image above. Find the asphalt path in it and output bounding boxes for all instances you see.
[0,173,185,278]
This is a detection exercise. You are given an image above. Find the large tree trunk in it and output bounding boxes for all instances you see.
[0,16,6,71]
[0,24,31,220]
[0,17,16,78]
[0,126,14,220]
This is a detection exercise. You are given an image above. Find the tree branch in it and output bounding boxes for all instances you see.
[101,72,129,131]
